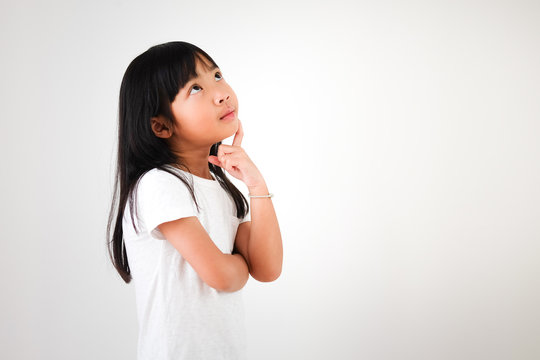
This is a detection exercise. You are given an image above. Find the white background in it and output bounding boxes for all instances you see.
[1,0,539,359]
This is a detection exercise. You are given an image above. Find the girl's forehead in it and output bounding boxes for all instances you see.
[192,57,218,79]
[195,56,216,72]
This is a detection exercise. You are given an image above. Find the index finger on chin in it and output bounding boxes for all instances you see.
[232,119,244,147]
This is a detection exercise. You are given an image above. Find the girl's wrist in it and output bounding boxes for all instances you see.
[247,182,268,196]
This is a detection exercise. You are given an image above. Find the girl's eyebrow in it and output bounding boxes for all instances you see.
[192,65,219,80]
[184,65,220,90]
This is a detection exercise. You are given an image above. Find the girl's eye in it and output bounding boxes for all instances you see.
[188,72,223,95]
[189,85,202,95]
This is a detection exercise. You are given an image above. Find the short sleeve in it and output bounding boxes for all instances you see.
[136,169,198,240]
[240,205,251,223]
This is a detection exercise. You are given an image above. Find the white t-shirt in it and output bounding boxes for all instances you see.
[122,165,251,360]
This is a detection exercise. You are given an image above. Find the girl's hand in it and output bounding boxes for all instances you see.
[208,119,265,188]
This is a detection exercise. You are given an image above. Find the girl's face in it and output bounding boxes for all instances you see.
[169,57,239,147]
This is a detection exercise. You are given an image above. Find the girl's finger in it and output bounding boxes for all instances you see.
[217,146,224,161]
[217,145,243,161]
[217,146,226,161]
[232,119,244,147]
[220,150,244,164]
[222,153,240,166]
[218,143,244,154]
[224,157,240,172]
[218,152,231,164]
[208,155,223,168]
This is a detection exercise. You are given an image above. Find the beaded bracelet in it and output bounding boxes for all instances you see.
[248,193,274,198]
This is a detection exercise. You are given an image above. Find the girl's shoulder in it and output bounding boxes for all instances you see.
[138,166,186,187]
[141,166,171,178]
[134,166,194,203]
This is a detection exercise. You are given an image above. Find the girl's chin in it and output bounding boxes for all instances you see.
[209,121,237,143]
[224,121,239,136]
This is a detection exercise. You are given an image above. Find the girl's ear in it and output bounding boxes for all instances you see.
[150,115,173,139]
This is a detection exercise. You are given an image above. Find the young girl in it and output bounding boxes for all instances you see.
[106,41,283,360]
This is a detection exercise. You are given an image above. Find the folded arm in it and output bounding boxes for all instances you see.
[158,216,249,292]
[233,182,283,282]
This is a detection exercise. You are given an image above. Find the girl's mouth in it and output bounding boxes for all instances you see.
[220,111,235,120]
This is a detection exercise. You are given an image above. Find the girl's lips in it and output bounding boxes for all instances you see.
[220,111,235,120]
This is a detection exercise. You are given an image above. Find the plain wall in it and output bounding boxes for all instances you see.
[1,0,539,359]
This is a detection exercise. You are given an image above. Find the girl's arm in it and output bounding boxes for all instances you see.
[233,180,283,282]
[208,120,283,283]
[158,216,249,292]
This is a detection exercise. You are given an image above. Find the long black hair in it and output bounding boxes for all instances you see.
[107,41,249,283]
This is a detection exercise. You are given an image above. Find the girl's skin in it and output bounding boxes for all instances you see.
[150,57,283,291]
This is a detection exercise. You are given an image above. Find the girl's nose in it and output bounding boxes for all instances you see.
[214,92,230,105]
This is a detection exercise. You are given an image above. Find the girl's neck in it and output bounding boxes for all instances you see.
[169,142,214,180]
